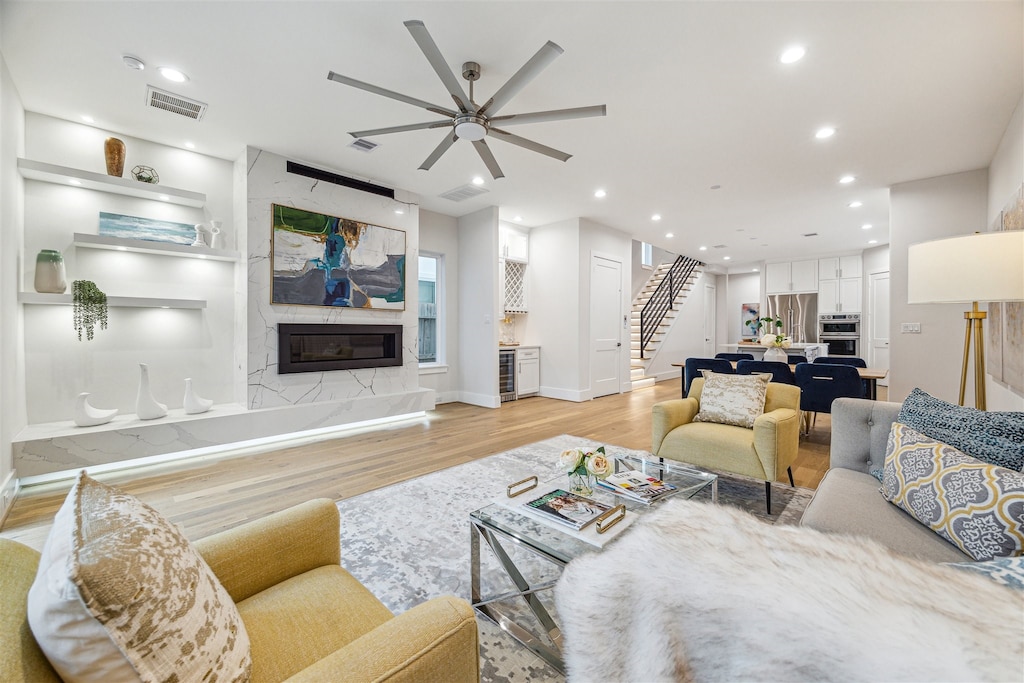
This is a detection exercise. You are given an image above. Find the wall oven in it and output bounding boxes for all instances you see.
[818,313,861,357]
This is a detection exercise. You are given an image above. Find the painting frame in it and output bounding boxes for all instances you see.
[270,203,406,310]
[98,211,196,246]
[741,302,760,340]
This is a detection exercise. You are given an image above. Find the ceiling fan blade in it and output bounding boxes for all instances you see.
[404,20,474,113]
[327,71,456,117]
[489,105,607,126]
[472,139,505,179]
[488,128,571,162]
[477,41,564,117]
[350,120,452,138]
[419,131,459,171]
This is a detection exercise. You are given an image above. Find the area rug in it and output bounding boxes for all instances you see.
[336,434,813,682]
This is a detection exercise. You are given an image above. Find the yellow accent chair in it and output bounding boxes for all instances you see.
[652,377,801,513]
[1,499,480,683]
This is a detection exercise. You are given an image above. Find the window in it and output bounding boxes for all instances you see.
[641,242,653,268]
[418,254,444,365]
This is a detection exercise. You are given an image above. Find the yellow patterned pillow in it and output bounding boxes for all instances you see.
[27,472,251,682]
[693,371,770,428]
[881,422,1024,561]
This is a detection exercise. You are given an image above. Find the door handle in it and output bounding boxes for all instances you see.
[616,342,622,347]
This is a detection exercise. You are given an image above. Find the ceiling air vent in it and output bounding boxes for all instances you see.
[146,86,207,121]
[439,184,490,202]
[348,138,379,153]
[713,244,728,249]
[803,232,819,237]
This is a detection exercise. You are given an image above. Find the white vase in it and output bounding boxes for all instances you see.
[764,347,788,363]
[34,250,67,294]
[136,363,168,420]
[73,392,118,427]
[183,378,213,415]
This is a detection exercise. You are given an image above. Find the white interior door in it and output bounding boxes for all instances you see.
[703,284,716,357]
[591,255,622,398]
[869,271,890,386]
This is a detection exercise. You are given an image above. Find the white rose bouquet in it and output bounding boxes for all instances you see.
[559,446,612,480]
[759,333,792,349]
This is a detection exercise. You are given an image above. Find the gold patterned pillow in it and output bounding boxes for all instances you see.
[27,471,251,683]
[881,423,1024,561]
[693,371,770,428]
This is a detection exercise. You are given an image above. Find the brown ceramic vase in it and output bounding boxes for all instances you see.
[104,137,126,177]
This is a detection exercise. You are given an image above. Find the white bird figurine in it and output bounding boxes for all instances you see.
[183,378,213,415]
[136,363,168,420]
[73,393,118,427]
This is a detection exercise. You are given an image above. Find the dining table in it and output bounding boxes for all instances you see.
[671,361,889,400]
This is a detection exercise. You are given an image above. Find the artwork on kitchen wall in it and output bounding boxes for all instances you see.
[741,303,759,340]
[98,212,195,246]
[271,204,405,309]
[987,184,1023,393]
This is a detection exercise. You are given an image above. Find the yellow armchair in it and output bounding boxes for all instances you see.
[653,377,801,513]
[1,499,479,683]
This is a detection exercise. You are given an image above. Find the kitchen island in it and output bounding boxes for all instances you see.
[720,342,828,361]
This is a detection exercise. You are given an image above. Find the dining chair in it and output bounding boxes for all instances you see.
[795,363,865,434]
[714,352,755,362]
[682,357,734,396]
[735,360,797,385]
[813,356,869,396]
[787,354,808,364]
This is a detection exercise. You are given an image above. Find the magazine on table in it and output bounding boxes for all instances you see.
[522,489,613,530]
[597,469,679,504]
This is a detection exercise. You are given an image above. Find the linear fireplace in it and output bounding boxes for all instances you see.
[278,323,403,374]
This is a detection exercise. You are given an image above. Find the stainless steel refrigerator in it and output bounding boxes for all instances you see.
[764,293,817,344]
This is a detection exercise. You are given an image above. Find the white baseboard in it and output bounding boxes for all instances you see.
[458,391,501,409]
[651,369,683,384]
[0,470,19,527]
[433,390,461,404]
[539,386,588,402]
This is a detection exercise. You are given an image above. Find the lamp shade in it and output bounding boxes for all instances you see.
[907,231,1024,304]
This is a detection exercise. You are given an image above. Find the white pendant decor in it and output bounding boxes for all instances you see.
[73,392,118,427]
[182,378,213,415]
[135,363,168,420]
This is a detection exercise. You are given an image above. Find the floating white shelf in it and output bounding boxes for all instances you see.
[17,158,207,208]
[14,403,249,442]
[72,233,239,262]
[19,292,206,309]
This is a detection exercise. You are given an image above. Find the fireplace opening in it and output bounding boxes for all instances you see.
[278,324,403,374]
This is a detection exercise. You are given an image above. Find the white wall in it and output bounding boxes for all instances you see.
[579,218,633,396]
[726,272,760,342]
[21,115,237,423]
[456,206,499,407]
[419,209,459,404]
[986,94,1024,411]
[889,168,989,404]
[0,45,25,515]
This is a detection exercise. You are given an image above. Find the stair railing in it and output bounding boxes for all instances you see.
[639,255,702,358]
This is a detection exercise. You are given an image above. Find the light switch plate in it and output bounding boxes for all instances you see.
[900,322,921,333]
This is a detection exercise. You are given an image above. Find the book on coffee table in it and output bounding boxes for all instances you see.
[522,489,613,530]
[597,469,679,504]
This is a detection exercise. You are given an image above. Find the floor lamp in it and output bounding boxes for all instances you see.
[908,231,1024,410]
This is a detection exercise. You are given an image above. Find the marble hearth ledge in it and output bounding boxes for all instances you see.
[14,388,435,479]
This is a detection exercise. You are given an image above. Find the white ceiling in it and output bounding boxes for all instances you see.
[2,1,1021,271]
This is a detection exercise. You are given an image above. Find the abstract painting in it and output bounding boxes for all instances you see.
[741,303,759,340]
[271,204,405,309]
[98,212,196,246]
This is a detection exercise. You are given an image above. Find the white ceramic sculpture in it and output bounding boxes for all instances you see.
[183,378,213,415]
[136,363,168,420]
[73,392,118,427]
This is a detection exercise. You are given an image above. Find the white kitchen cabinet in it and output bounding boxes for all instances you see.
[765,259,818,294]
[818,254,862,313]
[818,254,862,280]
[499,226,529,263]
[516,347,540,397]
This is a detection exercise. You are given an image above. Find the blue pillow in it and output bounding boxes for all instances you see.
[898,388,1024,471]
[948,557,1024,592]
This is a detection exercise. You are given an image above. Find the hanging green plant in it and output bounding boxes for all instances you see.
[72,280,108,341]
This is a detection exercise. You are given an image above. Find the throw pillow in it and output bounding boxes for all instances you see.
[949,556,1024,592]
[881,422,1024,561]
[898,387,1024,470]
[693,371,770,428]
[27,471,251,683]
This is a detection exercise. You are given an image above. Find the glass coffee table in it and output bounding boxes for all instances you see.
[469,452,717,672]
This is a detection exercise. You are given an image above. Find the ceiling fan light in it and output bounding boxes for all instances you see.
[455,119,487,141]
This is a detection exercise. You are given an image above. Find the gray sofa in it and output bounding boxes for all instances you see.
[800,397,970,563]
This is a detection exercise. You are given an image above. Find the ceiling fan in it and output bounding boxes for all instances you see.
[327,20,606,179]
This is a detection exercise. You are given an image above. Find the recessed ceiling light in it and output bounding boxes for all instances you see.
[184,141,196,149]
[158,195,170,201]
[868,239,878,245]
[699,246,707,251]
[723,256,732,261]
[69,179,82,186]
[514,216,523,222]
[158,67,189,83]
[594,189,606,198]
[815,126,836,139]
[848,200,863,208]
[665,232,674,238]
[471,176,485,186]
[651,214,661,221]
[779,45,806,64]
[394,209,405,215]
[839,175,856,184]
[122,55,145,71]
[862,223,873,230]
[80,115,94,124]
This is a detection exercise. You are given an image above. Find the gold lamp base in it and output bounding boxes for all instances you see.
[959,302,987,411]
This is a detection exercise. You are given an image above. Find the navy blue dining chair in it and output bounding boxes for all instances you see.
[735,360,797,385]
[795,363,865,434]
[813,356,869,396]
[715,352,755,362]
[787,354,808,365]
[683,357,734,396]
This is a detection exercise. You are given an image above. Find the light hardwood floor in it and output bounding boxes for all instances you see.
[2,379,870,550]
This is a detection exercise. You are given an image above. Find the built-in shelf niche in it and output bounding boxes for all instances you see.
[17,158,207,207]
[72,233,239,262]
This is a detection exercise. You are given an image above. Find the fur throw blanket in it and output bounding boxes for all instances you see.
[554,500,1023,682]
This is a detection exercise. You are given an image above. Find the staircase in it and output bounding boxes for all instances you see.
[630,259,702,390]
